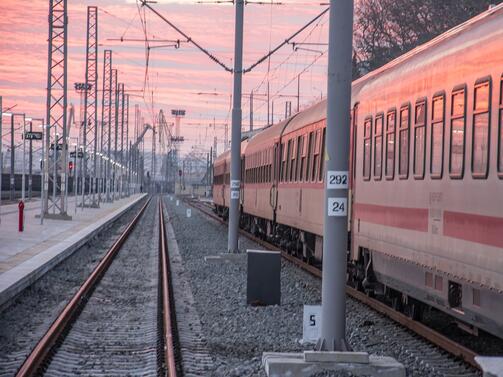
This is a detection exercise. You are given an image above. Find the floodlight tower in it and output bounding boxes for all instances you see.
[42,0,71,220]
[171,109,186,192]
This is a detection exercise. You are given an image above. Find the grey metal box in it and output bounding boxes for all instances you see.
[247,249,281,306]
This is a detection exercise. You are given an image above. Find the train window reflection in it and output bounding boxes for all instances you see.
[472,80,491,178]
[363,117,372,180]
[385,110,396,180]
[399,105,410,178]
[374,115,383,180]
[431,95,445,178]
[414,100,427,179]
[450,89,466,178]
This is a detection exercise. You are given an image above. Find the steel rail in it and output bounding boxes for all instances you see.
[16,197,151,377]
[159,199,178,377]
[183,197,480,369]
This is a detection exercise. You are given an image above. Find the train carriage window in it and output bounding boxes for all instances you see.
[281,143,286,182]
[296,136,302,181]
[449,87,466,178]
[305,132,314,181]
[290,139,297,182]
[399,105,410,179]
[319,128,326,181]
[414,100,427,179]
[498,75,503,177]
[312,129,321,181]
[472,78,491,178]
[363,117,372,180]
[287,139,293,182]
[385,110,396,180]
[374,114,383,180]
[431,94,445,179]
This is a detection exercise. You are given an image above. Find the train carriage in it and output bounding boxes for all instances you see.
[213,4,503,338]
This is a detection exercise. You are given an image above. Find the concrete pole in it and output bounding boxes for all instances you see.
[10,115,15,201]
[227,0,244,253]
[0,97,2,222]
[297,74,301,113]
[318,0,354,352]
[28,121,33,200]
[21,114,26,202]
[250,91,253,131]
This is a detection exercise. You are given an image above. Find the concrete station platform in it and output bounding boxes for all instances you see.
[0,193,146,308]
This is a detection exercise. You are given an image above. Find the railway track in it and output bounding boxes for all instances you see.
[14,197,178,377]
[183,196,481,371]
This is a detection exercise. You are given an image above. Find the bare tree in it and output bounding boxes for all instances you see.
[353,0,502,77]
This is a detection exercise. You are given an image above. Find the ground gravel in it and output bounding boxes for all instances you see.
[0,198,147,377]
[165,196,479,377]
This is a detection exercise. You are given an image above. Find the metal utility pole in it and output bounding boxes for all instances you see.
[10,115,14,201]
[249,91,253,131]
[124,94,130,196]
[267,81,270,125]
[28,120,33,200]
[113,79,121,201]
[118,83,125,197]
[109,68,117,201]
[227,0,244,253]
[82,6,99,208]
[43,0,71,220]
[297,74,301,113]
[0,97,2,222]
[100,50,112,203]
[318,0,354,351]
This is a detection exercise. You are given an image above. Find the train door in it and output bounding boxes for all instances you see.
[348,103,359,236]
[240,156,245,206]
[222,160,226,208]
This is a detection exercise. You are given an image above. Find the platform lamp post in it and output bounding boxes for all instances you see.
[317,0,354,351]
[26,117,44,201]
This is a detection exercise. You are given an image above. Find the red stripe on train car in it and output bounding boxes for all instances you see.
[353,203,429,232]
[444,211,503,249]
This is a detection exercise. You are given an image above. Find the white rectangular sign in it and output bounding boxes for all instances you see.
[186,208,192,218]
[176,200,180,206]
[230,180,240,189]
[302,305,321,344]
[328,197,347,217]
[231,190,239,199]
[327,170,349,189]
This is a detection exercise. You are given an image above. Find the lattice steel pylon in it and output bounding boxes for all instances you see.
[100,50,112,203]
[42,0,71,220]
[113,81,123,200]
[81,6,99,208]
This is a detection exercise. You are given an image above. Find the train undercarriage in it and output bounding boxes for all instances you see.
[213,203,503,338]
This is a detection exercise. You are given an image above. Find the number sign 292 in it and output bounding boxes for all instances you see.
[327,171,348,189]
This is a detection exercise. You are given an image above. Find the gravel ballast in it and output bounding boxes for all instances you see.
[164,196,479,377]
[0,198,147,376]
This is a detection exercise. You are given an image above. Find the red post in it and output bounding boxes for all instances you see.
[18,200,25,232]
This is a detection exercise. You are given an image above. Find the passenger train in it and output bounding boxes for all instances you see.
[213,5,503,338]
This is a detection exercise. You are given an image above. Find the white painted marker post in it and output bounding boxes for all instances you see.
[303,305,321,344]
[176,200,179,206]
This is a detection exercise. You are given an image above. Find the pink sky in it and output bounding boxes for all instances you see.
[0,0,329,155]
